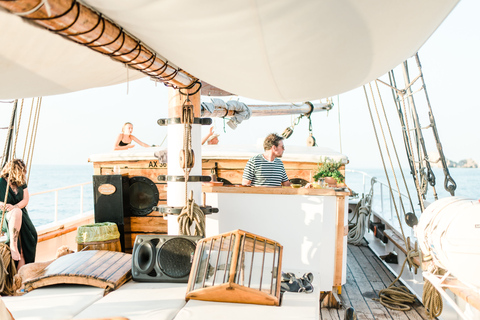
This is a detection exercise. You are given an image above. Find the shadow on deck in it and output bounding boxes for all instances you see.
[321,244,434,320]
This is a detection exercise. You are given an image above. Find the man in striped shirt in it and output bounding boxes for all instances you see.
[242,133,291,187]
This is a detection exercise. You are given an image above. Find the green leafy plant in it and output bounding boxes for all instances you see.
[312,158,345,183]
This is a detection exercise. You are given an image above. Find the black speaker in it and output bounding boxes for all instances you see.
[127,176,159,217]
[93,174,130,251]
[132,235,202,283]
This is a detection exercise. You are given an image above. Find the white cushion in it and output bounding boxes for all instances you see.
[175,290,320,320]
[2,285,104,320]
[73,281,188,320]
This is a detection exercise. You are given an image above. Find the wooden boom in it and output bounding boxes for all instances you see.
[0,0,197,89]
[201,101,333,118]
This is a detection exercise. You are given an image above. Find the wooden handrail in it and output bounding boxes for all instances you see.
[444,278,480,312]
[38,225,78,242]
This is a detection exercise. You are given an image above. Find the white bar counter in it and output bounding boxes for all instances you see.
[202,186,349,292]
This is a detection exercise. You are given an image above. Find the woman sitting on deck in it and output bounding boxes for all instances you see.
[114,122,151,150]
[0,159,37,268]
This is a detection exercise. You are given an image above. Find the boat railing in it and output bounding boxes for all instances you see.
[30,181,93,223]
[346,169,416,238]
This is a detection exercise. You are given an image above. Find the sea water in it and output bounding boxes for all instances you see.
[346,166,480,218]
[27,164,95,226]
[24,164,480,228]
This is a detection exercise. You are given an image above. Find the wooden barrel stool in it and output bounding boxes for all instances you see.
[76,222,121,252]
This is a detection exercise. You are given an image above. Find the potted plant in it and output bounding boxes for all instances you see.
[312,158,345,187]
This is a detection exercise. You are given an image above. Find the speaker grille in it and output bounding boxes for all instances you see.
[158,238,196,278]
[128,176,159,216]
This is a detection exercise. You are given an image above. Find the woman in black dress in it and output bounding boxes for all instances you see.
[0,159,37,268]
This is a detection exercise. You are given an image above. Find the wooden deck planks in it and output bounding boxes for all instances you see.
[320,244,434,320]
[357,245,429,320]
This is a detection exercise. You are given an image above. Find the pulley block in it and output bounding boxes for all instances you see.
[306,133,317,147]
[180,149,195,169]
[282,127,294,139]
[405,212,418,227]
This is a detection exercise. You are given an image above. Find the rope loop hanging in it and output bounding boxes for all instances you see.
[177,191,205,237]
[422,276,443,318]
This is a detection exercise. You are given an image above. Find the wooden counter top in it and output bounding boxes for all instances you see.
[202,185,350,196]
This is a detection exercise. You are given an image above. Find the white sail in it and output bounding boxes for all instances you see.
[0,0,458,101]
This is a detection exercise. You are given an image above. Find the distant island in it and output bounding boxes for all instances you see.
[428,152,478,168]
[445,158,478,168]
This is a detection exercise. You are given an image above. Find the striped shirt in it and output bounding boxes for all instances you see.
[242,154,289,187]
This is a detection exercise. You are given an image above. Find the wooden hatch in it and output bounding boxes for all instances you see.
[23,250,132,294]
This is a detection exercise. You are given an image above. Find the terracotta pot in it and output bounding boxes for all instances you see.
[324,177,337,187]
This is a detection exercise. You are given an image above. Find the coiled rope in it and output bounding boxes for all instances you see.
[348,177,375,246]
[422,275,443,318]
[177,192,205,237]
[374,249,418,311]
[0,243,17,296]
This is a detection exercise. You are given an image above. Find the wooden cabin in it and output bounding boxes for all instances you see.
[88,145,348,253]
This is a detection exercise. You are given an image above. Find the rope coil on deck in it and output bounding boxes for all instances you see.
[374,249,418,311]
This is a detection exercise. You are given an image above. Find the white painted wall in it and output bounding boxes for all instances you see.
[204,192,347,291]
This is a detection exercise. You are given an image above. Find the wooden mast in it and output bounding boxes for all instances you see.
[0,0,196,89]
[166,86,203,234]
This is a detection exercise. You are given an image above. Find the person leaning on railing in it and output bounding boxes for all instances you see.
[0,159,37,269]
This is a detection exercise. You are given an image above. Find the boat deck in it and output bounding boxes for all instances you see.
[321,244,433,320]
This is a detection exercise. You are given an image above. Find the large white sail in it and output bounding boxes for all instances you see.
[0,0,458,101]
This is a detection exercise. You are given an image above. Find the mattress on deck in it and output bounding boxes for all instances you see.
[2,285,105,320]
[73,281,189,320]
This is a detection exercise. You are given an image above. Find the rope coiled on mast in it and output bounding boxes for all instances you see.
[348,177,375,246]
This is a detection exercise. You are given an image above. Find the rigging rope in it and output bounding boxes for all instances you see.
[366,57,450,315]
[1,99,25,238]
[413,53,456,196]
[363,84,409,245]
[1,100,18,168]
[363,83,425,312]
[22,98,35,160]
[402,60,437,202]
[337,95,342,153]
[371,82,411,226]
[177,94,205,237]
[25,97,42,184]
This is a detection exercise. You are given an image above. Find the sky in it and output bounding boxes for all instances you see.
[1,0,479,170]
